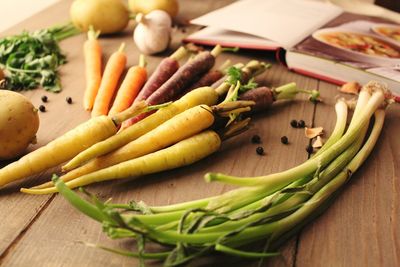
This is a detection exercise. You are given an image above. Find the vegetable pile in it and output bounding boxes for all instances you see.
[50,81,390,266]
[0,1,395,265]
[0,23,79,92]
[0,41,319,190]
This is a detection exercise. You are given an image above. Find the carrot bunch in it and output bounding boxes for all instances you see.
[0,40,321,192]
[18,59,319,193]
[22,101,255,194]
[82,28,149,117]
[87,43,148,118]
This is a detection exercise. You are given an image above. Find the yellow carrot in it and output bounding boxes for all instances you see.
[61,86,219,172]
[0,116,116,187]
[21,131,222,194]
[108,54,147,116]
[83,27,102,111]
[91,43,127,117]
[34,104,217,190]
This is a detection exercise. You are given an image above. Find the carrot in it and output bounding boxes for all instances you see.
[121,45,223,129]
[239,86,274,112]
[134,46,188,103]
[0,116,116,187]
[145,50,217,105]
[83,27,102,111]
[108,55,147,116]
[21,131,223,194]
[91,43,127,117]
[52,87,219,174]
[239,83,320,113]
[185,70,224,93]
[184,60,231,93]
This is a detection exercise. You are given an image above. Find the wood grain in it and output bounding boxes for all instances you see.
[296,84,400,267]
[0,0,399,267]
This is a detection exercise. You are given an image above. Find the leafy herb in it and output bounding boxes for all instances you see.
[225,67,258,95]
[0,23,79,92]
[226,66,242,85]
[239,78,257,93]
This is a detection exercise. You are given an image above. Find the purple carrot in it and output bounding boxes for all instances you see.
[145,51,216,105]
[185,70,224,93]
[134,47,188,103]
[239,83,320,113]
[121,46,224,129]
[239,86,274,112]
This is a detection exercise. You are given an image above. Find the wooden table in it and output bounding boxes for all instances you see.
[0,1,399,266]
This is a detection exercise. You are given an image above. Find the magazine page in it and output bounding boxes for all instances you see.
[292,13,400,83]
[190,0,342,49]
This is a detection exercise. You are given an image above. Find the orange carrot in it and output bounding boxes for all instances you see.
[83,27,102,111]
[91,43,127,117]
[108,55,147,116]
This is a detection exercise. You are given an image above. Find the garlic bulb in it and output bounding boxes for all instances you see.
[133,10,172,55]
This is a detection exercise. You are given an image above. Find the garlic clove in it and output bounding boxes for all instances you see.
[312,136,323,148]
[133,10,172,55]
[305,126,323,139]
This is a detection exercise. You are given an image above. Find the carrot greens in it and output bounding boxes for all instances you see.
[54,81,391,265]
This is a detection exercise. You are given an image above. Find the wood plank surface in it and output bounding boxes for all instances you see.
[296,82,400,267]
[0,0,399,267]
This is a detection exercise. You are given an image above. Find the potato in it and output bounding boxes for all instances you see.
[0,90,39,160]
[129,0,179,18]
[70,0,130,34]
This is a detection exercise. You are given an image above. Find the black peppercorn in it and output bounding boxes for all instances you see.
[256,146,264,155]
[41,95,48,103]
[39,105,46,112]
[251,135,261,144]
[66,97,72,104]
[281,136,289,144]
[298,120,306,128]
[290,119,298,128]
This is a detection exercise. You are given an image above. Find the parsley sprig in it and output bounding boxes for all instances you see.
[225,66,258,102]
[0,23,79,92]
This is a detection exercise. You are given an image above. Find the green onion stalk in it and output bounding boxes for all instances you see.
[55,81,391,266]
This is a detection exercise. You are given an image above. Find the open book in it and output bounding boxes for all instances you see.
[185,0,400,95]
